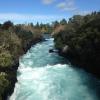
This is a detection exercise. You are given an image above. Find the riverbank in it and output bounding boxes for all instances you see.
[53,11,100,79]
[0,21,43,100]
[0,41,43,100]
[9,38,100,100]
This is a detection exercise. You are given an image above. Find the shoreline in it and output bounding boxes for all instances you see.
[1,39,43,100]
[57,49,100,79]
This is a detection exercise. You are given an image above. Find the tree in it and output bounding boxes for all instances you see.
[52,21,59,28]
[2,21,13,30]
[68,15,84,29]
[35,22,40,28]
[53,11,100,77]
[0,51,13,67]
[60,19,67,25]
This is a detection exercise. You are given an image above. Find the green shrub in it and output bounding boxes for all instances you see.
[54,11,100,71]
[0,72,9,94]
[0,51,13,67]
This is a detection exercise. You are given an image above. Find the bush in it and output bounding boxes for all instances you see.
[0,51,13,67]
[0,72,9,95]
[54,11,100,77]
[0,21,43,99]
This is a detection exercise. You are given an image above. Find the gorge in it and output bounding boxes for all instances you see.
[9,38,100,100]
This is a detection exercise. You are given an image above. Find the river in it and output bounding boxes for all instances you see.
[10,38,100,100]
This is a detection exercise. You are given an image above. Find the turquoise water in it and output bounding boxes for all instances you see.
[10,38,100,100]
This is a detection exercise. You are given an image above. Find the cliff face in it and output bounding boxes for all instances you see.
[0,22,43,100]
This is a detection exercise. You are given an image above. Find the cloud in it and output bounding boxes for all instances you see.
[0,13,63,20]
[0,13,66,24]
[42,0,55,5]
[57,0,77,11]
[41,0,91,15]
[56,0,91,15]
[74,10,91,15]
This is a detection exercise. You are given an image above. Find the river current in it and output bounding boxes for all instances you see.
[10,38,100,100]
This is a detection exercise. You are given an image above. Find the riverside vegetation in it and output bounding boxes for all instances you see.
[0,11,100,100]
[53,11,100,78]
[0,21,45,100]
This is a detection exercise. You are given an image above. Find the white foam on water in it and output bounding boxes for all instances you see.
[9,38,100,100]
[10,64,100,100]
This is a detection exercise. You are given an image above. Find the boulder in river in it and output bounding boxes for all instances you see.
[49,49,54,53]
[62,45,69,53]
[49,49,58,53]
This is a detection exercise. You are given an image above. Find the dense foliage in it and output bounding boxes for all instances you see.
[0,21,43,100]
[53,11,100,78]
[0,11,100,99]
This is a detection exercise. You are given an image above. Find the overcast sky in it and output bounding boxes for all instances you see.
[0,0,100,24]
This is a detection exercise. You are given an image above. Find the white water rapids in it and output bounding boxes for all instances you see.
[10,38,100,100]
